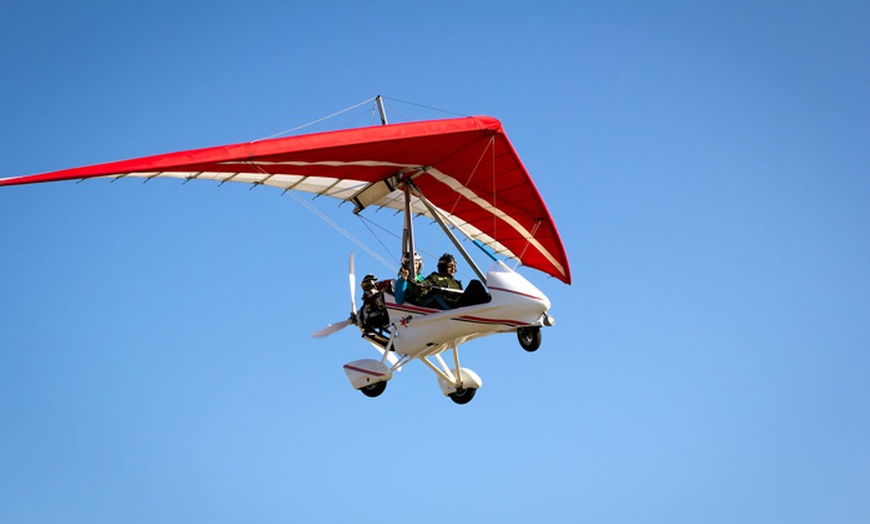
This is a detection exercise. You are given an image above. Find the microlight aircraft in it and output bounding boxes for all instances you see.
[0,97,571,404]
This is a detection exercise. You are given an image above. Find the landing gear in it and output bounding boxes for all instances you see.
[431,355,483,405]
[344,359,392,398]
[448,387,477,405]
[517,326,542,352]
[360,381,387,398]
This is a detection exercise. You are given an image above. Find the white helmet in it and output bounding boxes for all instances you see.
[402,251,423,269]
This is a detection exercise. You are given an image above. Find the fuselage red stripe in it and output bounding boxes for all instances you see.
[386,304,533,327]
[454,315,532,327]
[343,365,385,377]
[386,303,437,314]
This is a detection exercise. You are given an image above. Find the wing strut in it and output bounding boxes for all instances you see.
[402,182,418,280]
[410,182,487,285]
[375,95,419,278]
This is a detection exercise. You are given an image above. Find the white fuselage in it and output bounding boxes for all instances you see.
[383,262,550,358]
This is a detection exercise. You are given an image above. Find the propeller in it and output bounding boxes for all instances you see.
[349,251,356,316]
[311,318,353,339]
[311,252,358,339]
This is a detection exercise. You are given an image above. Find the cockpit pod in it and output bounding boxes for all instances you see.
[485,260,552,325]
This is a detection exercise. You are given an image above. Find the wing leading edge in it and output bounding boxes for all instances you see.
[1,116,571,284]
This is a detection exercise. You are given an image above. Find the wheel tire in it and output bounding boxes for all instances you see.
[517,326,542,352]
[360,380,387,398]
[448,387,477,405]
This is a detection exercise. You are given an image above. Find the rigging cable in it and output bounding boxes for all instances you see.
[284,191,395,272]
[243,157,396,272]
[253,97,378,141]
[382,97,468,119]
[356,213,401,268]
[514,219,543,270]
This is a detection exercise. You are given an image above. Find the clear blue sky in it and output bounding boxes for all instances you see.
[2,1,868,522]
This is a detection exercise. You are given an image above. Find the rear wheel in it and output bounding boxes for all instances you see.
[517,327,542,352]
[360,381,387,398]
[448,387,477,405]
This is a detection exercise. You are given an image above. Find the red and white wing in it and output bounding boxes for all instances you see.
[1,116,571,284]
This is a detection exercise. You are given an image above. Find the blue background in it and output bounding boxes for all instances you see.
[2,1,868,522]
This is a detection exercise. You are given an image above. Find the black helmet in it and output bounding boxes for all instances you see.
[437,253,456,273]
[361,274,378,292]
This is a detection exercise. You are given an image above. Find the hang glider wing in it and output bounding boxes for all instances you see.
[1,116,571,284]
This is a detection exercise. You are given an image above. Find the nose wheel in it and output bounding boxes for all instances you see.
[517,326,542,352]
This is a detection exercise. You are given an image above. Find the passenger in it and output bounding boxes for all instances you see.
[359,274,389,334]
[395,252,424,305]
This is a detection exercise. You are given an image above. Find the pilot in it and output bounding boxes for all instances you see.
[419,253,491,310]
[395,252,424,305]
[418,253,463,309]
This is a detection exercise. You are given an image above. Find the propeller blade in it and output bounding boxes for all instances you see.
[311,318,352,339]
[349,251,356,314]
[312,252,360,340]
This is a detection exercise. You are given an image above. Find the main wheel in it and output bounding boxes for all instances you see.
[360,381,387,398]
[517,326,542,352]
[448,387,477,405]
